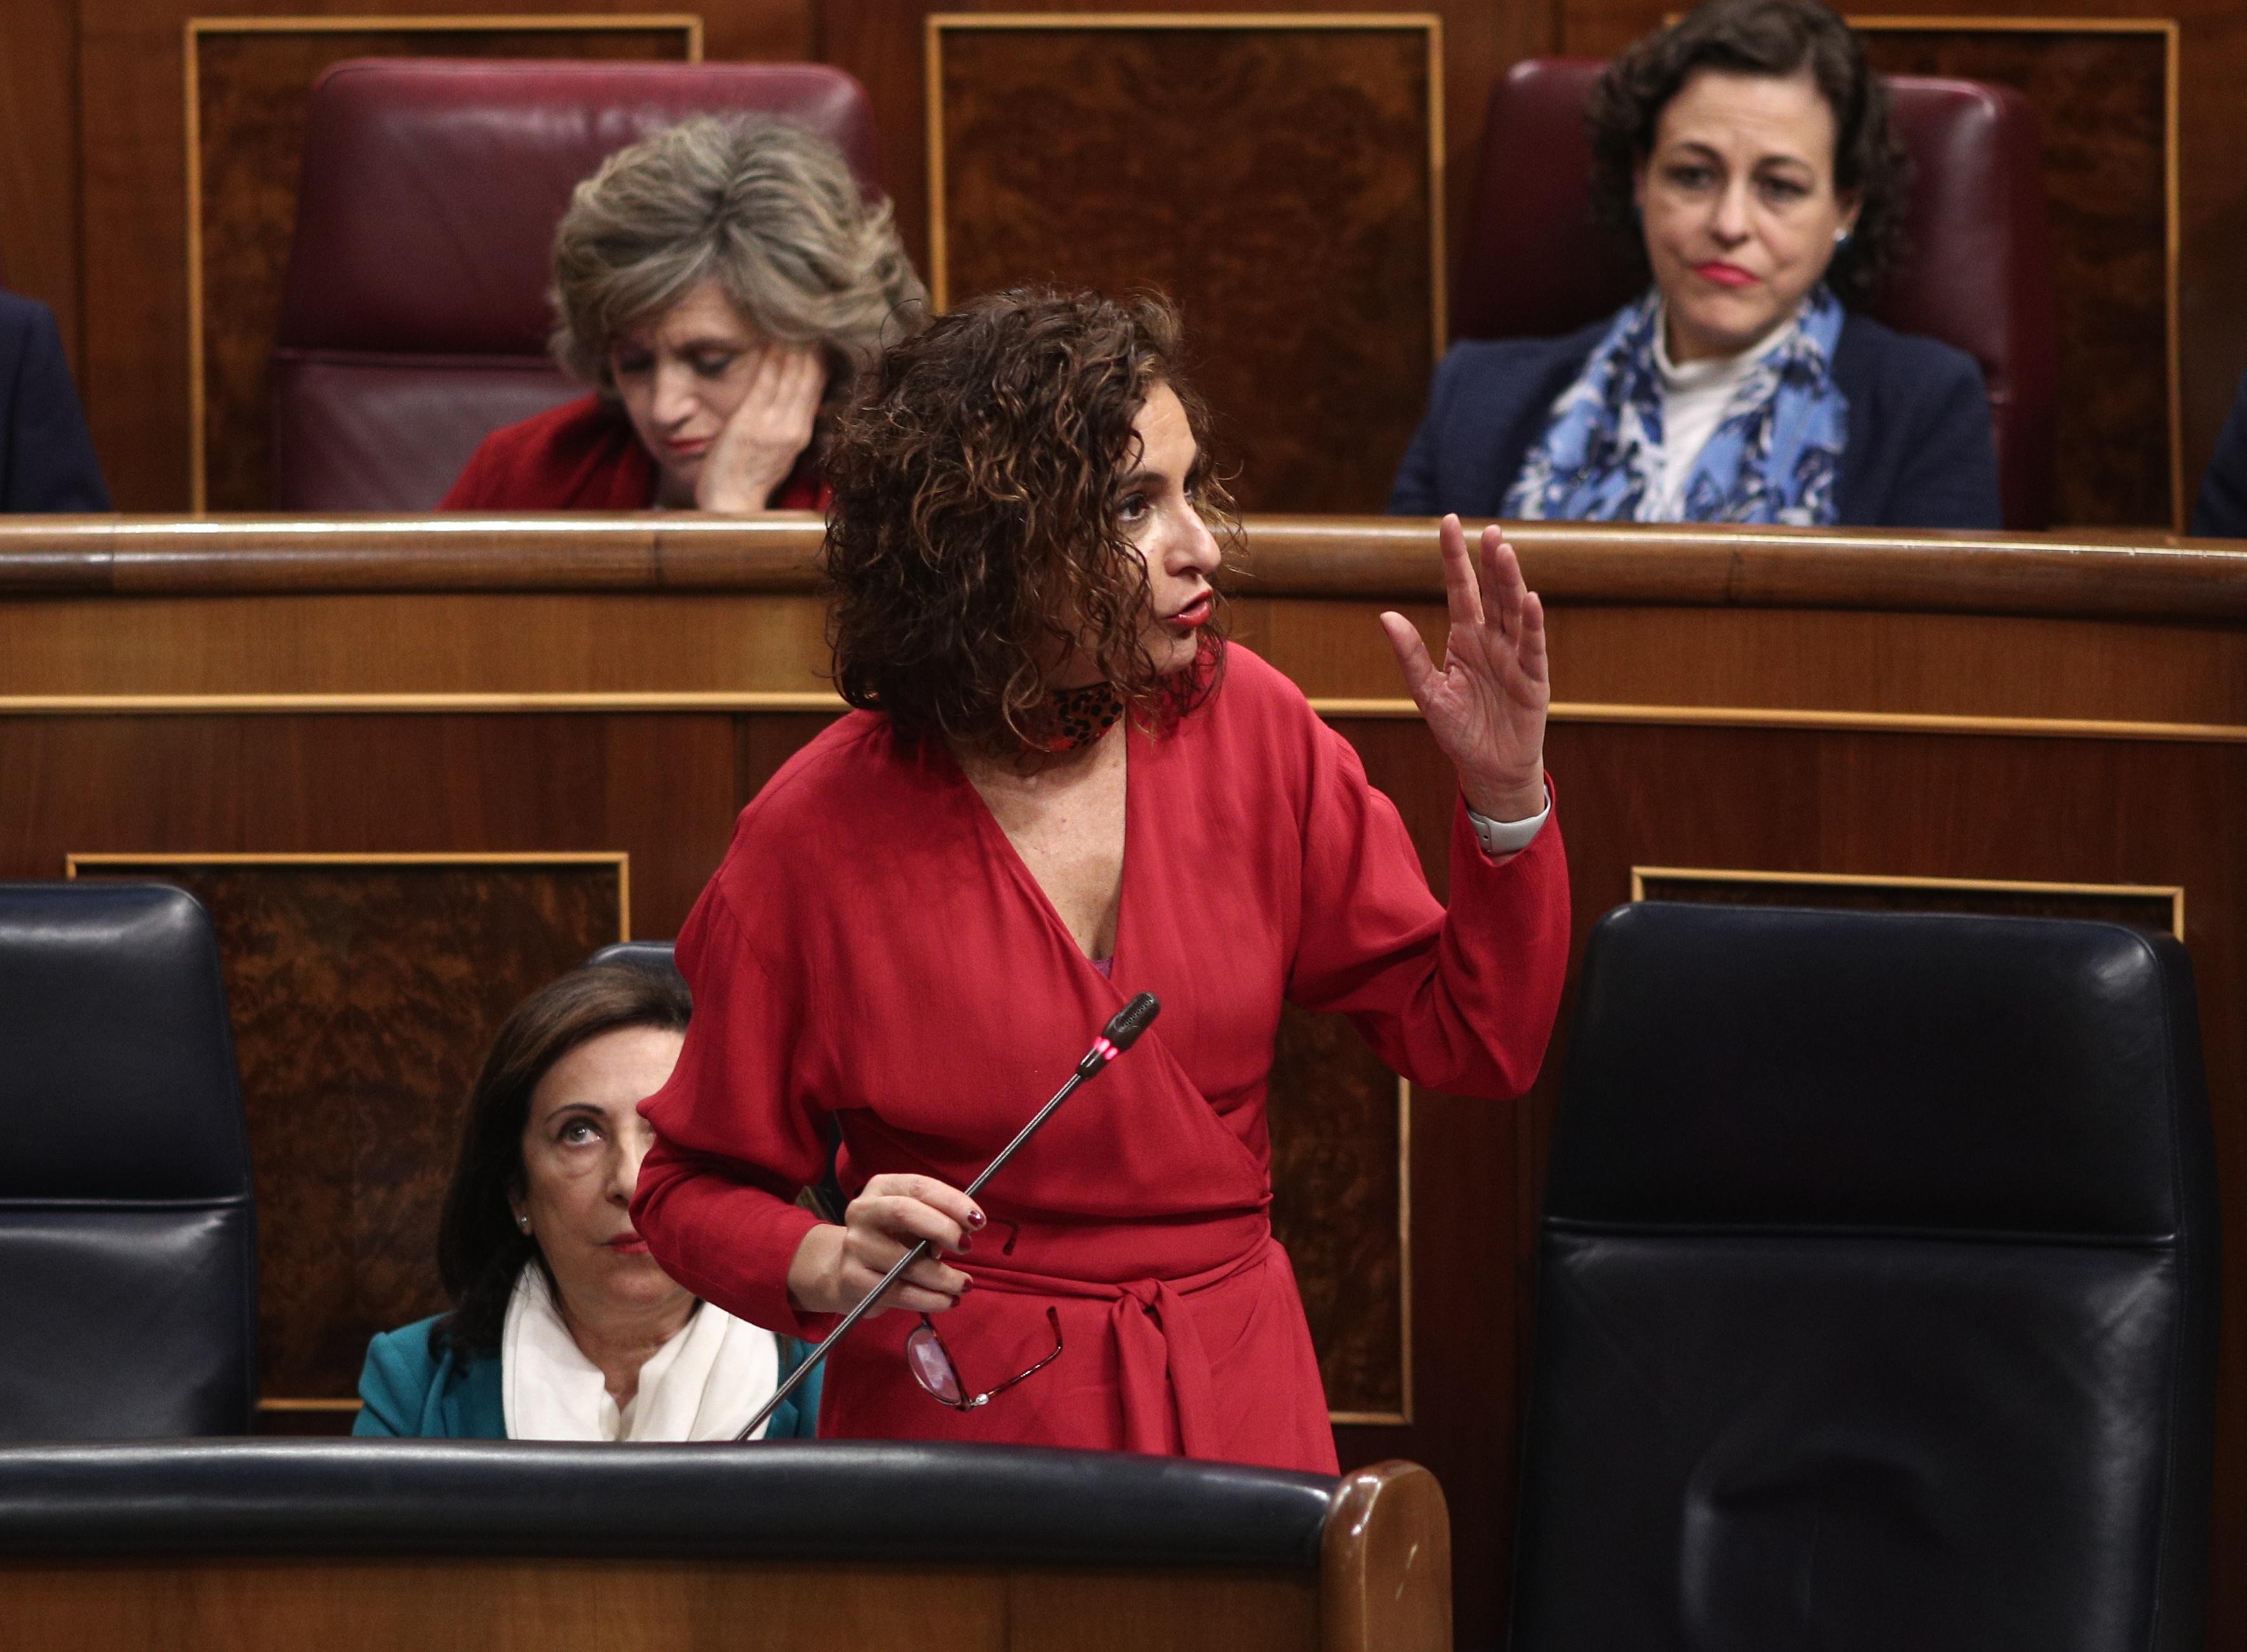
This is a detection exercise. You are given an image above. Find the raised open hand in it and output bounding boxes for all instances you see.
[695,343,827,512]
[1378,514,1549,823]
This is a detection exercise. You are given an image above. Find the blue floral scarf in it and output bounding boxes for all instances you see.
[1502,285,1849,526]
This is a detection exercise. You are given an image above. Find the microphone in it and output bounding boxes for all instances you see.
[1072,991,1161,1080]
[735,992,1160,1441]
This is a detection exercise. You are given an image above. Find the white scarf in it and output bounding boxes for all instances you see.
[500,1264,781,1442]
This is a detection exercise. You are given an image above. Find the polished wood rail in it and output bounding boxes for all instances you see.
[0,515,2243,618]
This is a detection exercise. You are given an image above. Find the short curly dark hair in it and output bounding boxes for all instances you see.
[1588,0,1910,304]
[820,288,1237,755]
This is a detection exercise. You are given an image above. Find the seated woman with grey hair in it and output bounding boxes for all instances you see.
[443,116,925,512]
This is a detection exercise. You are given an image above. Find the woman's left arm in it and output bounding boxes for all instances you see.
[1284,514,1570,1099]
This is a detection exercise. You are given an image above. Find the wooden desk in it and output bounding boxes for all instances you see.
[3,514,2242,1646]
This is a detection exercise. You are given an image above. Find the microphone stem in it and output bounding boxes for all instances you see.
[734,1063,1095,1442]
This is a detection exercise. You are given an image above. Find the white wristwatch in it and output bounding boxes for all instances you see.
[1467,782,1552,857]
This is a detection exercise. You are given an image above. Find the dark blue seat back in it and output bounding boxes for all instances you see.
[1510,903,2217,1652]
[0,884,258,1438]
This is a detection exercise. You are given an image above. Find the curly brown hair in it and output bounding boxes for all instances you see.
[1588,0,1911,305]
[820,288,1237,754]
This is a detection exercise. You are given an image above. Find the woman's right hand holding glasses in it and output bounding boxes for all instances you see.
[785,1172,985,1316]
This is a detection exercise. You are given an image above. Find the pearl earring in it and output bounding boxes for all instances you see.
[1834,227,1852,246]
[516,1214,531,1234]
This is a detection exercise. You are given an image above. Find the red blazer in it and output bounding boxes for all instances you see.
[440,395,829,511]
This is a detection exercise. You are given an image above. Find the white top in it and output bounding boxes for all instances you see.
[1652,303,1803,517]
[500,1263,780,1442]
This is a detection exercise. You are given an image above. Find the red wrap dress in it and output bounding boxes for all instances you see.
[632,646,1570,1472]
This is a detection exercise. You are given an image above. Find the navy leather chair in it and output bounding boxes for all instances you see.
[1510,903,2217,1651]
[586,940,679,978]
[0,884,258,1438]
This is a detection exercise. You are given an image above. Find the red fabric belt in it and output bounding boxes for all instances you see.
[968,1237,1273,1456]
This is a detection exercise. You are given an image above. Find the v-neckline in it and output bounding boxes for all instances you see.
[947,723,1131,981]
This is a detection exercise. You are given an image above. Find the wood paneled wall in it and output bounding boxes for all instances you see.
[10,1,2236,521]
[189,18,697,511]
[4,516,2246,1647]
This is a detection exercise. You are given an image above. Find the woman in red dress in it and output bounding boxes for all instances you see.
[442,116,924,514]
[632,290,1569,1472]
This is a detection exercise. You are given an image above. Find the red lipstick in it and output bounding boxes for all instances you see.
[607,1234,653,1255]
[1167,592,1213,630]
[1692,261,1757,289]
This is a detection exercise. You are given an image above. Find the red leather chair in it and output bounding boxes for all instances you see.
[270,60,880,512]
[1453,60,2057,530]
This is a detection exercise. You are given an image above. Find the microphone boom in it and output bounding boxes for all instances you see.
[733,993,1161,1441]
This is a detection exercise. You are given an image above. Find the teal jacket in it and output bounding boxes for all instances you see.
[352,1313,822,1440]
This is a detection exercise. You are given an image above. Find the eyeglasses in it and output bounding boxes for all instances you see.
[906,1305,1063,1411]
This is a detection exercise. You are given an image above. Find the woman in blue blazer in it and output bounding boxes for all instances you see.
[0,290,109,512]
[1393,0,1999,531]
[354,962,820,1441]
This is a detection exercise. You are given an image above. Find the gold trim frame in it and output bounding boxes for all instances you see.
[15,694,2247,749]
[65,849,632,942]
[182,13,706,512]
[1848,15,2184,528]
[1630,864,2185,942]
[924,11,1448,359]
[1325,1074,1414,1429]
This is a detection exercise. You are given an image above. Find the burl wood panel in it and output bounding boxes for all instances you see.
[933,23,1437,513]
[69,859,624,1401]
[1855,27,2173,528]
[1266,1006,1405,1418]
[191,23,691,512]
[831,0,1546,305]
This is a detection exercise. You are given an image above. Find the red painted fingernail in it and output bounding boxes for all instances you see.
[967,1209,987,1229]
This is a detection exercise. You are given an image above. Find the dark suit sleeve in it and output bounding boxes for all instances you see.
[2190,374,2247,537]
[1387,353,1455,514]
[1,298,110,512]
[1879,349,2001,530]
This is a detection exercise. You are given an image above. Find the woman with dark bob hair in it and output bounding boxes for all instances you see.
[1392,0,1999,528]
[631,288,1570,1472]
[354,963,820,1439]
